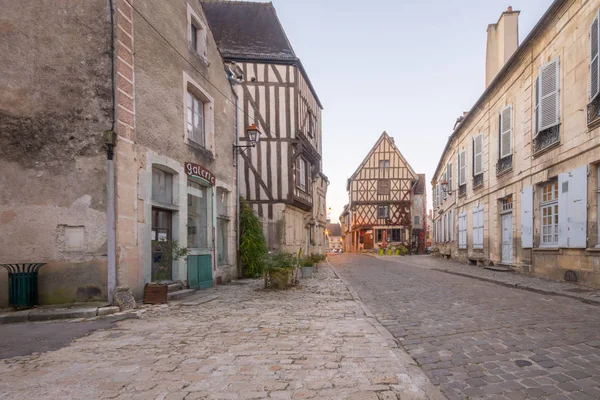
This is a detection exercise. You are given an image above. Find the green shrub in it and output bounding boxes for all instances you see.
[309,253,326,263]
[300,257,315,267]
[240,197,268,278]
[263,251,298,289]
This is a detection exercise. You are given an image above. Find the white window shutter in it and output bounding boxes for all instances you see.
[448,163,453,191]
[459,212,467,249]
[521,185,534,248]
[591,10,600,102]
[443,169,448,199]
[534,76,540,136]
[500,106,512,158]
[539,58,560,131]
[558,172,569,248]
[450,209,454,241]
[474,135,483,175]
[567,165,588,248]
[457,152,463,185]
[459,150,466,185]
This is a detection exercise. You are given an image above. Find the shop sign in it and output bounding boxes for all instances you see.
[185,162,215,186]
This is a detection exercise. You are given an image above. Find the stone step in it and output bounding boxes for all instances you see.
[167,282,183,293]
[485,265,514,272]
[167,289,196,301]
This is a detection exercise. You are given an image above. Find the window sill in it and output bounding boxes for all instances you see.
[190,47,210,67]
[533,247,562,254]
[585,248,600,255]
[496,166,513,178]
[151,201,179,211]
[186,140,214,160]
[532,141,560,158]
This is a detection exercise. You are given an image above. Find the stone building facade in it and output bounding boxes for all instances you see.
[0,0,238,306]
[432,1,600,287]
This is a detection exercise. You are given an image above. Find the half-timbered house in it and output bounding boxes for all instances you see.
[343,132,425,253]
[202,1,327,256]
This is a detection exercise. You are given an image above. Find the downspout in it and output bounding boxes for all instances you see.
[105,0,117,304]
[227,66,244,279]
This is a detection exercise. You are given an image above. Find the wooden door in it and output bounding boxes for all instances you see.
[151,208,173,281]
[188,255,213,289]
[363,230,374,250]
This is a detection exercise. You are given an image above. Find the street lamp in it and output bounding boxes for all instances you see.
[440,179,453,196]
[234,124,261,154]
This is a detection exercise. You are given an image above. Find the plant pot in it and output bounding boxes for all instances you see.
[270,269,289,289]
[395,250,400,256]
[143,283,168,304]
[387,249,393,256]
[301,266,313,278]
[378,249,384,256]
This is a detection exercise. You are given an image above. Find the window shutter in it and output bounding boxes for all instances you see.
[534,76,540,136]
[443,168,448,199]
[473,206,484,249]
[538,58,560,132]
[591,10,600,101]
[450,209,454,241]
[500,106,512,158]
[459,150,466,185]
[474,135,483,175]
[567,165,588,248]
[558,172,569,248]
[459,212,467,249]
[521,185,534,248]
[448,163,453,191]
[295,159,301,187]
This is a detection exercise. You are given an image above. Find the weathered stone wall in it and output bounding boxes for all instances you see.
[0,0,112,306]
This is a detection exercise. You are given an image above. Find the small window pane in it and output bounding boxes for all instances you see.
[152,168,173,204]
[188,181,209,249]
[217,188,229,216]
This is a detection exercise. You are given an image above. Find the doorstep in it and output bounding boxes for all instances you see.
[0,302,121,324]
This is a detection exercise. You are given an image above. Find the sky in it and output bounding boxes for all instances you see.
[270,0,555,222]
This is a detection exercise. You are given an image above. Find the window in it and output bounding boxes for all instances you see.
[187,91,205,147]
[499,106,513,159]
[414,216,420,226]
[188,180,210,249]
[534,58,560,153]
[391,229,401,242]
[473,206,484,249]
[377,205,389,219]
[379,160,390,169]
[297,158,307,191]
[443,168,448,200]
[458,149,467,186]
[217,188,229,265]
[152,168,174,204]
[540,181,559,246]
[458,212,467,249]
[377,179,390,195]
[473,134,483,176]
[188,5,207,60]
[593,10,600,102]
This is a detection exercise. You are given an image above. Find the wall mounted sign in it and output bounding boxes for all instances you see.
[185,162,215,186]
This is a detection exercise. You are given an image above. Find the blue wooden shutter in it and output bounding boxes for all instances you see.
[567,165,588,248]
[521,185,534,248]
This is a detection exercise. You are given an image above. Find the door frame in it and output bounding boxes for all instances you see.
[500,210,513,264]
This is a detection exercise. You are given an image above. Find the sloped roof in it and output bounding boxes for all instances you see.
[201,1,296,61]
[414,174,426,194]
[201,1,323,108]
[347,131,418,186]
[326,223,342,237]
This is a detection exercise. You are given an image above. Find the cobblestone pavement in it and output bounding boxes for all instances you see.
[330,254,600,400]
[374,254,600,305]
[0,265,442,400]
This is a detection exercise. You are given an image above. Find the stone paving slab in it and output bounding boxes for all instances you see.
[373,254,600,305]
[0,264,444,400]
[331,254,600,400]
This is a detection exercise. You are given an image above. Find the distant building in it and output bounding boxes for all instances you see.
[342,132,426,253]
[326,223,343,251]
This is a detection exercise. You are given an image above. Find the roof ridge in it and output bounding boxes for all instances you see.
[201,0,273,5]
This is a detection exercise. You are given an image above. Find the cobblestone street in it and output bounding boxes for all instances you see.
[0,265,440,400]
[330,254,600,400]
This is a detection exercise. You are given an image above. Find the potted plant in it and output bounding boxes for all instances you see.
[300,256,315,278]
[144,239,188,304]
[263,251,296,289]
[394,245,401,256]
[378,247,384,256]
[386,244,393,256]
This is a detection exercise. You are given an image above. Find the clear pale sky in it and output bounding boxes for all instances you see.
[270,0,554,221]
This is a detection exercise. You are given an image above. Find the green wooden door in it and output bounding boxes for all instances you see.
[188,255,213,290]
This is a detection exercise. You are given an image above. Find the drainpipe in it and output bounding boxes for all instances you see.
[105,0,117,304]
[227,66,244,278]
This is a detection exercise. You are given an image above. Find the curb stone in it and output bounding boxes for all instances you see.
[326,259,448,400]
[0,305,122,324]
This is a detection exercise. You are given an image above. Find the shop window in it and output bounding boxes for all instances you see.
[187,180,209,249]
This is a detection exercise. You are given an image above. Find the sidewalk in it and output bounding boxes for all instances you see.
[0,302,121,324]
[373,254,600,305]
[0,264,444,400]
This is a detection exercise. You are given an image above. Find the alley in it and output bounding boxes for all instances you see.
[0,266,440,400]
[330,254,600,400]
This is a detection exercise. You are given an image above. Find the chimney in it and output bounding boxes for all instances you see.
[485,6,520,87]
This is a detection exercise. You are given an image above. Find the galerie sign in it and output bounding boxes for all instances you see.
[185,162,215,186]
